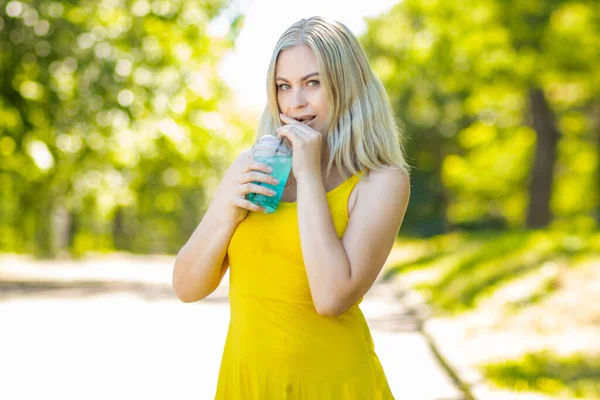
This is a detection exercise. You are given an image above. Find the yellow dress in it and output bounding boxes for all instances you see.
[215,172,395,399]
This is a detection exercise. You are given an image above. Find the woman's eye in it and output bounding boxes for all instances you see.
[307,80,320,87]
[277,83,290,90]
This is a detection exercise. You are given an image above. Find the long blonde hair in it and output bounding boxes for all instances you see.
[257,16,411,179]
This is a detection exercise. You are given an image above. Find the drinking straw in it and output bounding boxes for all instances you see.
[274,136,286,156]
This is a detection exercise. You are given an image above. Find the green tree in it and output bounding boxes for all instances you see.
[0,0,254,257]
[361,0,600,235]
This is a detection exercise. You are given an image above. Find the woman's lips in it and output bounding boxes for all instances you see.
[299,116,315,125]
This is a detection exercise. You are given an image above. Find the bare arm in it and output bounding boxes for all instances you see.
[296,167,410,317]
[172,149,278,302]
[172,208,238,303]
[274,114,411,317]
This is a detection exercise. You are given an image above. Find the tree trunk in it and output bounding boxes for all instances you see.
[52,204,70,258]
[526,87,560,228]
[34,192,55,258]
[67,211,78,249]
[595,106,600,227]
[596,133,600,226]
[112,207,127,250]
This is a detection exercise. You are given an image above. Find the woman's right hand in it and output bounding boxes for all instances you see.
[223,159,279,223]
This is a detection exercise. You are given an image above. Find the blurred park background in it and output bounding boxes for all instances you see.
[1,0,599,399]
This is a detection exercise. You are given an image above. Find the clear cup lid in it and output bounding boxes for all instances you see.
[254,135,292,154]
[257,135,281,146]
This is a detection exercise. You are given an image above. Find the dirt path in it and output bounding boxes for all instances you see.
[0,254,463,400]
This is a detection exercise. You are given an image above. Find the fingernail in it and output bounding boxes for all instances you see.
[267,166,273,172]
[269,190,276,195]
[273,178,279,184]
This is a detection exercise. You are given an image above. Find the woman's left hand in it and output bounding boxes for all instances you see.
[276,113,323,181]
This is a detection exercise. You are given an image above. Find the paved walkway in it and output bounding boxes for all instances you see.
[0,254,463,400]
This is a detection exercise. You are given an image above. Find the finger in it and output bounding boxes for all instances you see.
[279,115,313,134]
[239,182,277,197]
[234,197,265,213]
[275,127,302,146]
[241,171,279,185]
[277,122,308,135]
[278,117,317,136]
[278,125,313,146]
[242,160,273,175]
[279,113,298,124]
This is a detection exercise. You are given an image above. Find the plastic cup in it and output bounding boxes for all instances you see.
[247,135,293,213]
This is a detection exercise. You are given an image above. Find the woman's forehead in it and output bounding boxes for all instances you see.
[275,45,319,78]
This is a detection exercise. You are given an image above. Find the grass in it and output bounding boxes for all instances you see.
[482,351,600,399]
[387,229,600,314]
[387,228,600,399]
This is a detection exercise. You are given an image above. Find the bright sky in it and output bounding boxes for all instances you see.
[213,0,399,113]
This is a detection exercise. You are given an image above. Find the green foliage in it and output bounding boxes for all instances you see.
[3,0,600,256]
[482,350,600,399]
[361,0,600,235]
[0,0,256,257]
[385,230,600,313]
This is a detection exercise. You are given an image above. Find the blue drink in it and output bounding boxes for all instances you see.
[247,135,293,213]
[248,155,293,213]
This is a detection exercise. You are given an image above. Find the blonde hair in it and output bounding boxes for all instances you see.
[256,16,411,179]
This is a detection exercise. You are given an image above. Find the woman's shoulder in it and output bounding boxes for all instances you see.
[362,165,410,186]
[357,165,410,202]
[352,165,410,219]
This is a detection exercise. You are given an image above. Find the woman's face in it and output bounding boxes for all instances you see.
[275,45,329,135]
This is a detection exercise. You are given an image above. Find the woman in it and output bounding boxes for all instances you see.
[173,16,411,399]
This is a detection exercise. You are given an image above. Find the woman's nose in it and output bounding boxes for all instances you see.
[290,88,307,108]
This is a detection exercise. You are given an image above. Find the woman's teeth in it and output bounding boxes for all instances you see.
[296,117,315,124]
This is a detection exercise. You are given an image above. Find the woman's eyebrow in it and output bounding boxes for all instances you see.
[275,72,319,82]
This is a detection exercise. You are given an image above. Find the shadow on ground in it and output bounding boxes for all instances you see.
[0,280,229,303]
[366,311,422,332]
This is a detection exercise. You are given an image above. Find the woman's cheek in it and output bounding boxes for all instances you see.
[276,93,287,110]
